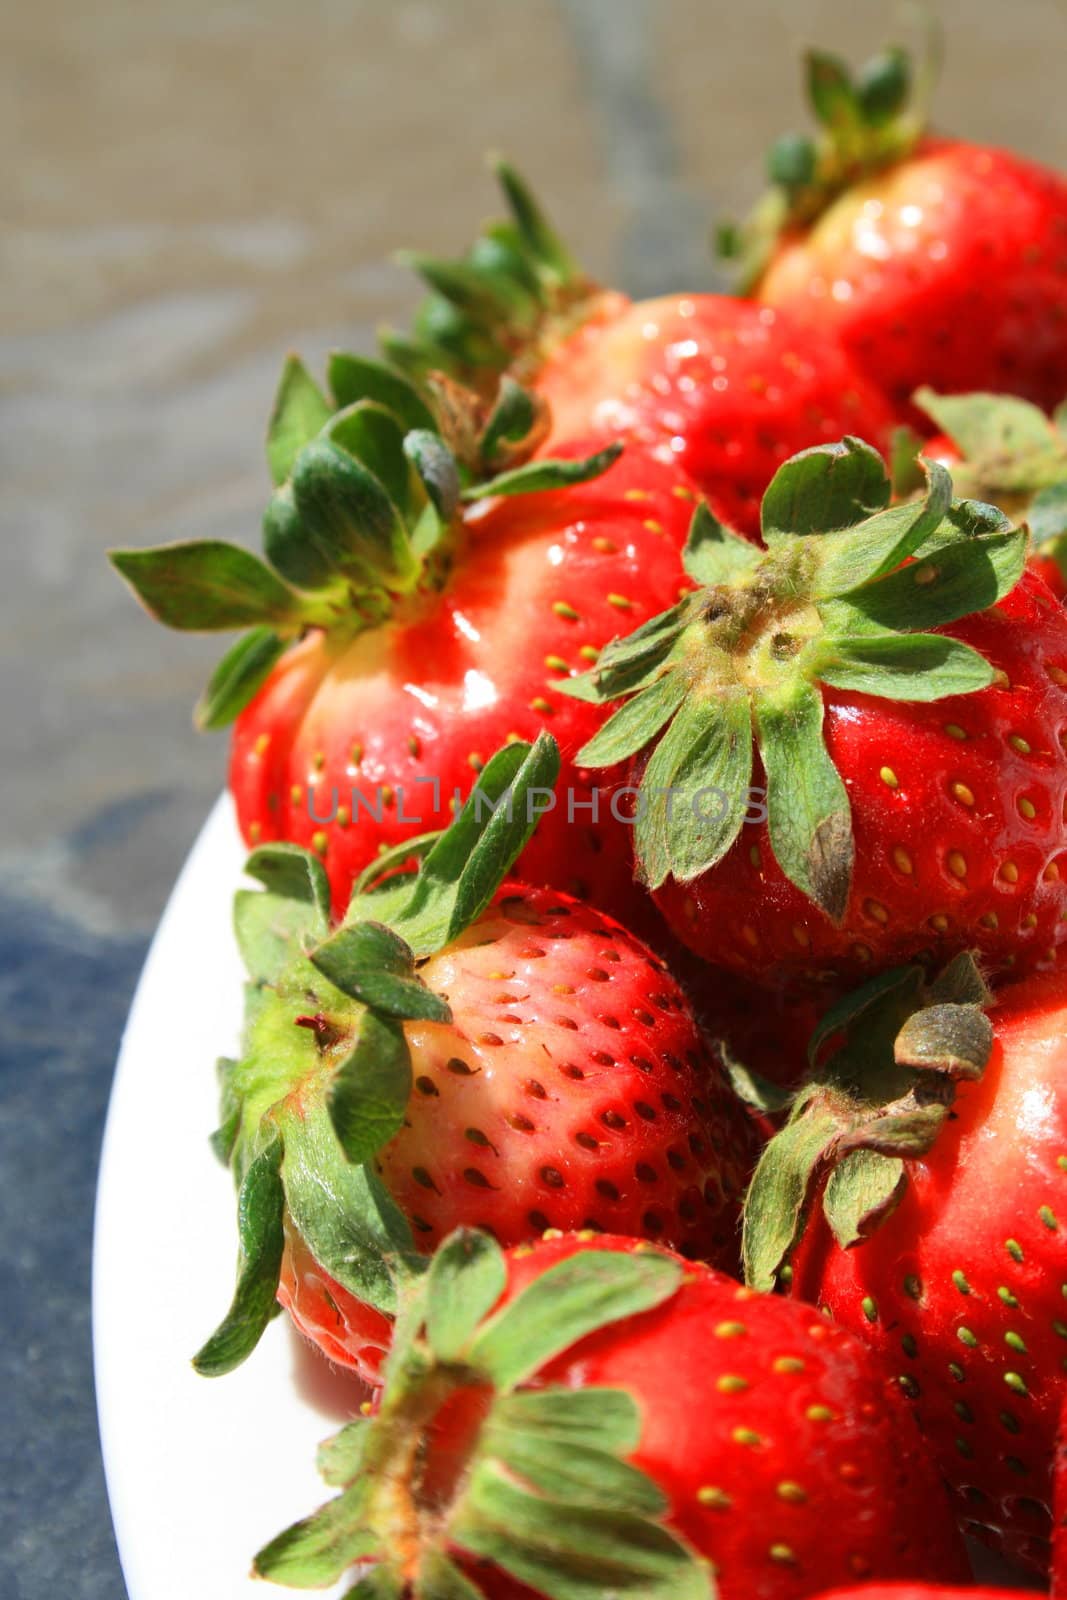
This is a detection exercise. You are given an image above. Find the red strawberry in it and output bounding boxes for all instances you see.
[745,953,1067,1574]
[564,435,1067,991]
[392,164,898,536]
[254,1230,969,1600]
[111,356,698,926]
[1056,1396,1067,1595]
[813,1588,1027,1598]
[726,43,1067,419]
[913,387,1067,602]
[196,739,755,1390]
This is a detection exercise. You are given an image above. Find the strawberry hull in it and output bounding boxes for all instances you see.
[791,968,1067,1575]
[653,570,1067,991]
[229,447,696,927]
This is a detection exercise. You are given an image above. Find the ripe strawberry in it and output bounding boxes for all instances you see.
[744,952,1067,1574]
[111,354,698,927]
[563,434,1067,991]
[196,738,755,1390]
[913,387,1067,601]
[1056,1397,1067,1595]
[727,42,1067,418]
[813,1589,1026,1598]
[254,1230,969,1599]
[391,163,898,536]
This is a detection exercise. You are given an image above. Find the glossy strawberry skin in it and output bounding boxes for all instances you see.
[277,886,757,1384]
[811,1588,1025,1598]
[791,968,1067,1575]
[757,139,1067,419]
[229,446,696,925]
[653,570,1067,991]
[438,1234,970,1600]
[535,294,899,536]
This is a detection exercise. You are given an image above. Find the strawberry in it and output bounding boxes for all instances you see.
[253,1230,969,1599]
[110,354,698,927]
[912,387,1067,601]
[1057,1397,1067,1595]
[813,1588,1026,1598]
[725,41,1067,419]
[196,737,756,1390]
[391,163,898,536]
[562,434,1067,991]
[744,952,1067,1574]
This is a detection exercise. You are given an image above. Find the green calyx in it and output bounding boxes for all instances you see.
[719,30,938,288]
[253,1229,713,1599]
[193,735,561,1378]
[913,387,1067,585]
[561,436,1026,916]
[743,950,993,1292]
[385,158,606,391]
[110,345,619,730]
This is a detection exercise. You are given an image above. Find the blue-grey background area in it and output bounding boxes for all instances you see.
[2,1,1064,1593]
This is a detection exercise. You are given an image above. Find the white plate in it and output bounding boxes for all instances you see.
[93,796,1042,1597]
[92,795,358,1600]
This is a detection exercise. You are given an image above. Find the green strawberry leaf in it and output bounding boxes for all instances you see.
[761,436,890,544]
[193,1135,285,1375]
[855,46,911,124]
[914,386,1054,462]
[267,354,333,486]
[451,1460,712,1600]
[381,734,561,957]
[281,1099,420,1313]
[575,672,688,768]
[404,428,462,521]
[463,442,622,502]
[317,1418,373,1487]
[822,1149,905,1249]
[826,525,1026,634]
[635,691,753,890]
[415,1553,482,1600]
[253,1480,378,1588]
[109,541,302,630]
[244,841,331,915]
[742,1102,839,1292]
[467,1249,682,1391]
[326,1010,414,1169]
[265,437,416,593]
[310,921,452,1023]
[1030,481,1067,550]
[563,598,693,707]
[425,1229,508,1363]
[683,502,761,586]
[209,1056,241,1165]
[743,953,995,1291]
[813,455,953,595]
[755,682,852,921]
[481,376,545,468]
[493,158,581,282]
[482,1406,666,1515]
[817,631,994,701]
[327,351,437,433]
[489,1387,642,1456]
[327,402,415,521]
[194,625,286,731]
[806,49,863,135]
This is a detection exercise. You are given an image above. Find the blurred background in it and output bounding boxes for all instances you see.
[3,1,1066,1593]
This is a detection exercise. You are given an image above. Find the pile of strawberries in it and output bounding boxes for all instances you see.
[113,34,1067,1600]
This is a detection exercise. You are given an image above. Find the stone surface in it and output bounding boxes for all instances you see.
[2,2,1062,1595]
